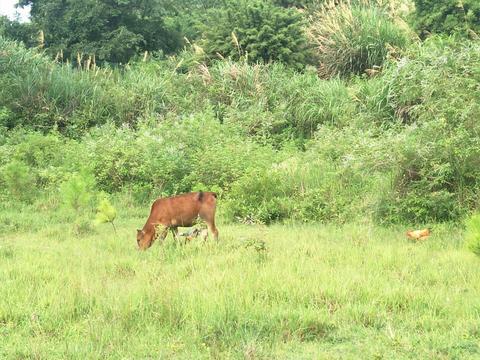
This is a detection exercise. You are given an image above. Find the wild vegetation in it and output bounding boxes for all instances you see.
[2,222,480,358]
[1,0,480,357]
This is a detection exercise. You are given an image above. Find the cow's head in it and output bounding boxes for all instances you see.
[137,229,153,250]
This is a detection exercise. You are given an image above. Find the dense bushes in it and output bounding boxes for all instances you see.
[384,37,480,127]
[199,0,311,70]
[1,28,480,225]
[367,38,480,222]
[83,116,277,197]
[411,0,480,37]
[0,38,113,135]
[6,0,479,67]
[0,115,279,206]
[0,15,37,47]
[0,38,354,140]
[203,62,355,139]
[220,37,480,224]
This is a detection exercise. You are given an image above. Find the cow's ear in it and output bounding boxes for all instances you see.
[137,229,142,234]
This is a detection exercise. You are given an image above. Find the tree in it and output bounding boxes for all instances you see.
[411,0,480,37]
[95,197,117,235]
[161,0,227,42]
[17,0,183,64]
[272,0,320,10]
[199,0,311,70]
[0,15,37,47]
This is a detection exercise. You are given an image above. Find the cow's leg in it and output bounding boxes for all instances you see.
[200,228,209,242]
[211,223,219,241]
[199,208,218,242]
[205,220,219,241]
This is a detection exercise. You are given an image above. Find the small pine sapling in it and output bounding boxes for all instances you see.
[465,213,480,257]
[95,197,117,235]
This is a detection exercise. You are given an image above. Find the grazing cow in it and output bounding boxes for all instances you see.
[136,191,218,250]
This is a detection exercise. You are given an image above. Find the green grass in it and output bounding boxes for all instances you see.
[0,219,479,359]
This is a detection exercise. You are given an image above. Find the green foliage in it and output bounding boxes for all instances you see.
[0,37,104,134]
[272,0,319,9]
[308,2,411,77]
[17,0,182,64]
[200,0,311,70]
[0,37,173,135]
[375,37,480,222]
[187,61,356,140]
[59,171,96,212]
[0,15,37,47]
[0,160,36,202]
[95,196,117,234]
[351,76,394,124]
[95,197,117,225]
[384,36,480,127]
[0,130,85,191]
[222,133,382,224]
[0,106,14,132]
[163,0,224,42]
[223,168,292,224]
[411,0,480,37]
[84,116,275,198]
[0,38,352,139]
[465,213,480,256]
[1,21,480,226]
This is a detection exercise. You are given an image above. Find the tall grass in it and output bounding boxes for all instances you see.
[308,0,411,77]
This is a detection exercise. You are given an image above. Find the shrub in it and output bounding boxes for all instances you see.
[380,37,480,220]
[372,123,479,223]
[0,160,36,202]
[0,106,14,131]
[271,75,355,136]
[223,168,292,224]
[308,1,410,77]
[0,38,107,135]
[198,61,356,141]
[383,36,480,127]
[83,115,277,199]
[272,0,322,10]
[411,0,480,37]
[59,171,96,212]
[200,0,311,70]
[0,130,85,190]
[351,76,394,125]
[221,125,393,225]
[13,132,64,168]
[95,196,117,234]
[465,213,480,256]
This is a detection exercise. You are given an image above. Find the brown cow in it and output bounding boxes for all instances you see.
[136,191,219,250]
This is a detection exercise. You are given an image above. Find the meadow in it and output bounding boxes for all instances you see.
[1,215,479,359]
[1,0,480,358]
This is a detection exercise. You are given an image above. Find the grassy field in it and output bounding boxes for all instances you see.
[1,219,479,359]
